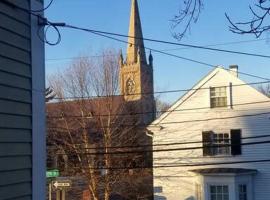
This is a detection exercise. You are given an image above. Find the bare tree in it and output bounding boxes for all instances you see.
[47,50,152,200]
[173,0,270,39]
[171,0,203,40]
[155,98,171,118]
[258,84,270,97]
[226,0,270,37]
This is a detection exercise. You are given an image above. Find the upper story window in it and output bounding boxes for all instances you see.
[210,87,227,108]
[202,130,242,156]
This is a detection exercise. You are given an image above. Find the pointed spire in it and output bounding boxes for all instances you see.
[126,0,146,64]
[119,50,124,66]
[149,50,153,67]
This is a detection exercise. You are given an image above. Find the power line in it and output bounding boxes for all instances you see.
[161,38,269,52]
[154,159,270,168]
[156,111,270,126]
[6,0,270,81]
[65,26,270,81]
[47,108,270,130]
[45,38,269,62]
[47,134,270,150]
[32,0,54,12]
[6,2,270,81]
[47,99,270,119]
[1,0,62,45]
[54,139,270,155]
[63,24,270,59]
[50,80,270,100]
[67,159,270,170]
[3,0,264,60]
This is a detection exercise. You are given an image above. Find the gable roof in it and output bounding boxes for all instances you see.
[149,66,269,127]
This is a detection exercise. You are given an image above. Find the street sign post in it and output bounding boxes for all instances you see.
[53,181,71,189]
[52,179,72,190]
[46,169,60,200]
[52,178,72,200]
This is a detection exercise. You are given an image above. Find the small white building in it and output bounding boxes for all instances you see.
[148,66,270,200]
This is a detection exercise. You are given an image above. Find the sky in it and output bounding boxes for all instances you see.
[45,0,270,103]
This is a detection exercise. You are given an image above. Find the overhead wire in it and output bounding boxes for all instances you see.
[31,0,54,12]
[47,106,270,129]
[2,0,60,45]
[47,134,270,150]
[4,0,270,80]
[45,38,269,62]
[63,24,270,59]
[61,25,270,81]
[161,37,269,52]
[49,80,270,100]
[54,157,270,171]
[66,159,270,170]
[54,140,270,156]
[41,23,62,46]
[155,111,270,126]
[47,99,270,119]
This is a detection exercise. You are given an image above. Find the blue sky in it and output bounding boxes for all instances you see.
[45,0,270,103]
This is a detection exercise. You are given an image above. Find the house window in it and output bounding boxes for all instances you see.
[210,185,229,200]
[202,132,230,156]
[210,87,227,108]
[202,130,242,156]
[212,133,230,155]
[239,184,247,200]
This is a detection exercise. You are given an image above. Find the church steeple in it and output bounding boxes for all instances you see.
[119,0,154,110]
[119,0,155,123]
[126,0,146,64]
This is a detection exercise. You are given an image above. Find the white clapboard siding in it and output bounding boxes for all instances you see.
[150,68,270,200]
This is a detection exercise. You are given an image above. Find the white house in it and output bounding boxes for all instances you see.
[147,66,270,200]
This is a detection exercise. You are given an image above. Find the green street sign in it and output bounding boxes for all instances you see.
[46,169,60,178]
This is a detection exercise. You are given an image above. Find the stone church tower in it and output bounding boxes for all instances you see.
[119,0,155,125]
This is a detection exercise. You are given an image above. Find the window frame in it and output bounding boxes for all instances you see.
[238,184,248,200]
[211,133,230,156]
[202,129,242,157]
[203,131,231,156]
[209,185,229,200]
[210,86,228,108]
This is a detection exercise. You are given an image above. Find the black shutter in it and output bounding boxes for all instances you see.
[231,129,242,155]
[202,131,212,156]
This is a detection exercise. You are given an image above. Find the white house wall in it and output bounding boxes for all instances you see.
[151,68,270,200]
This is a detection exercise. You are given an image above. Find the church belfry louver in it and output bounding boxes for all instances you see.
[119,0,155,124]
